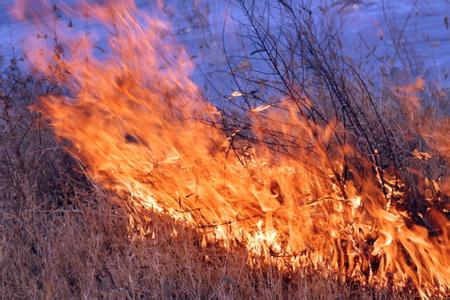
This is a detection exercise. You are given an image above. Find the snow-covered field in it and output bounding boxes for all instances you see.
[1,0,449,88]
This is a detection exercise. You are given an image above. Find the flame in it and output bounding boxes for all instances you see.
[16,0,449,296]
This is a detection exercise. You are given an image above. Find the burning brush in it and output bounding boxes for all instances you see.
[12,0,449,297]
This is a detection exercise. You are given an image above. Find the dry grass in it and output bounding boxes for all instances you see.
[1,190,381,299]
[0,63,406,300]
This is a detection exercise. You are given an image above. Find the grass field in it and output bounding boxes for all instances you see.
[1,1,449,298]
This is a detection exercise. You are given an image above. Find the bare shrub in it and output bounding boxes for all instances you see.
[218,0,448,231]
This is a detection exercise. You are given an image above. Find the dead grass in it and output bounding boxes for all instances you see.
[0,153,380,299]
[0,64,405,300]
[1,190,381,299]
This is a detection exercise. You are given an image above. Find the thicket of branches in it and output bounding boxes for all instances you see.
[216,0,448,232]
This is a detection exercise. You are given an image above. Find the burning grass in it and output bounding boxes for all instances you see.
[0,94,391,298]
[0,183,397,299]
[0,106,415,298]
[1,0,449,298]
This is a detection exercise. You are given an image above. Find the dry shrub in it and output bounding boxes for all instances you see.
[223,0,448,229]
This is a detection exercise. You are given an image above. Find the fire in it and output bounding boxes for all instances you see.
[15,0,448,297]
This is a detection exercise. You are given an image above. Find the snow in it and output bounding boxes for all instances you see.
[1,0,449,89]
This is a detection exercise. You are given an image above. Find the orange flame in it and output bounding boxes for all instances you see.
[16,0,449,297]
